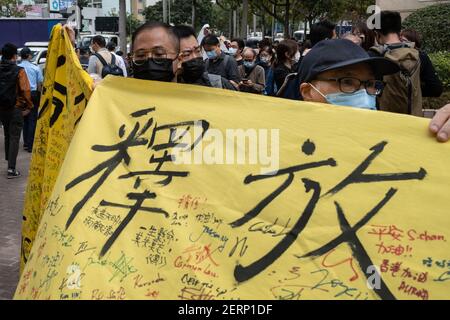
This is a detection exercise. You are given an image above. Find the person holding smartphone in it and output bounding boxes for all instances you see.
[238,48,265,94]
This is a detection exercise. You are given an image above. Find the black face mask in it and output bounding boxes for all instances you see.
[133,58,175,82]
[181,57,206,83]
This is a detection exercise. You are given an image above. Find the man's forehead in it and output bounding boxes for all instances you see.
[180,36,198,50]
[203,44,217,49]
[133,27,177,52]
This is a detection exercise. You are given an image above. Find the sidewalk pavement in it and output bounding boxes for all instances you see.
[0,127,31,300]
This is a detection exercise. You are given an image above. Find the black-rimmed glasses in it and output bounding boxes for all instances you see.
[314,77,385,96]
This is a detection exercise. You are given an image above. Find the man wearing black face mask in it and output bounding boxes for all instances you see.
[173,25,236,91]
[131,22,180,82]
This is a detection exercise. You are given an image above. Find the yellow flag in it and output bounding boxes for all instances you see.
[20,24,93,272]
[15,76,450,300]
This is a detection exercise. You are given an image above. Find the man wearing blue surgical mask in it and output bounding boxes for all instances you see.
[229,38,245,67]
[297,39,450,143]
[299,39,399,110]
[238,48,265,94]
[201,35,240,88]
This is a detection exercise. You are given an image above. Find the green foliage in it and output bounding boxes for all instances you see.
[423,51,450,110]
[127,14,141,36]
[0,0,30,17]
[429,51,450,89]
[403,4,450,53]
[143,0,213,31]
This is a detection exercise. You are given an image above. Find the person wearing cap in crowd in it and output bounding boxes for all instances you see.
[299,39,399,110]
[297,39,450,144]
[18,47,43,153]
[106,41,128,77]
[173,25,236,91]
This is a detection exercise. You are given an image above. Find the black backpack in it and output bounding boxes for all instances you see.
[0,63,21,111]
[94,53,124,79]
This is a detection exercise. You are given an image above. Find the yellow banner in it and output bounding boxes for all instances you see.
[20,24,93,272]
[15,76,450,300]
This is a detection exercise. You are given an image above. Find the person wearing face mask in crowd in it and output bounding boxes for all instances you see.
[202,35,241,88]
[61,25,450,144]
[297,38,450,144]
[131,22,180,83]
[87,35,114,79]
[273,39,299,93]
[229,38,245,66]
[173,25,236,91]
[238,48,265,95]
[256,46,275,95]
[299,39,399,110]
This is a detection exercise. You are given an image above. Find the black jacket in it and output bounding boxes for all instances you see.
[419,51,443,97]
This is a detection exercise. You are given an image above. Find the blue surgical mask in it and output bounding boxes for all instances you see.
[243,61,255,69]
[228,48,237,56]
[206,50,218,60]
[310,84,377,110]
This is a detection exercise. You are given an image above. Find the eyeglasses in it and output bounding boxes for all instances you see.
[179,46,203,60]
[132,47,179,66]
[314,77,385,96]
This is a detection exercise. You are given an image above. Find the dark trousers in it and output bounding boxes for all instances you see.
[23,91,40,150]
[0,108,24,170]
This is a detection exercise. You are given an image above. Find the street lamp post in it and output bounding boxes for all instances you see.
[75,0,81,38]
[163,0,167,23]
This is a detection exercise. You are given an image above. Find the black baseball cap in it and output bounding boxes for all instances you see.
[298,39,399,83]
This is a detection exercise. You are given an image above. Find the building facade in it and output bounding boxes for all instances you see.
[130,0,147,22]
[376,0,450,18]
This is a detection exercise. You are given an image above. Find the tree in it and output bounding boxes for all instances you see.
[403,3,450,53]
[341,0,375,22]
[216,0,241,37]
[126,13,141,36]
[119,0,127,53]
[0,0,31,17]
[143,0,213,31]
[249,0,302,38]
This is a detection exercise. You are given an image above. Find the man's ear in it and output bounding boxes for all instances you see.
[300,83,314,101]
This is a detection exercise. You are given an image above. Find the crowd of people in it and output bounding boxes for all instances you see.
[1,10,450,179]
[80,11,444,110]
